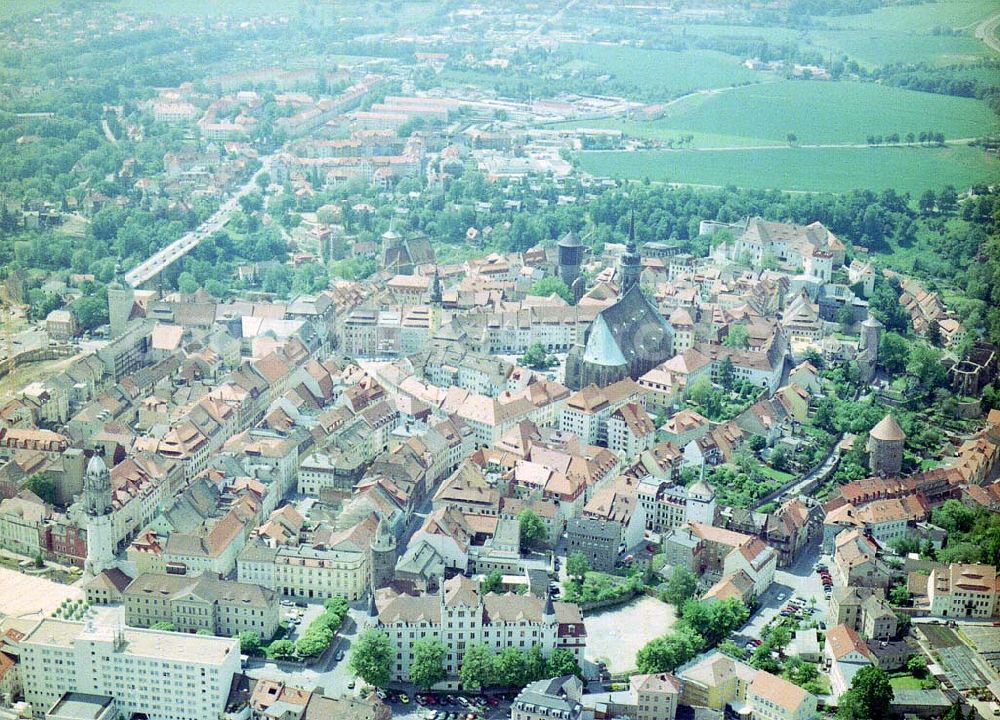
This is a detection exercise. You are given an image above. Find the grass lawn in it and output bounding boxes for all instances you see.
[753,461,796,484]
[576,144,1000,195]
[889,672,932,690]
[554,44,757,99]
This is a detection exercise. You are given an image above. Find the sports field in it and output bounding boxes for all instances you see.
[577,144,1000,195]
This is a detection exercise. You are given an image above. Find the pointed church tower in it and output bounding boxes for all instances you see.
[619,210,642,295]
[83,455,115,575]
[429,270,443,305]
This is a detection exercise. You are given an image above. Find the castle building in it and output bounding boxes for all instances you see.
[867,414,905,477]
[83,455,115,575]
[376,575,586,686]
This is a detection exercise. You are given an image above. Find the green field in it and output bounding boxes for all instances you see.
[576,145,1000,194]
[555,44,758,98]
[827,0,997,33]
[554,81,999,147]
[811,29,988,67]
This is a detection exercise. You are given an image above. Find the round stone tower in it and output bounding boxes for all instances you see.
[369,513,397,590]
[558,232,584,288]
[856,315,884,384]
[867,413,905,477]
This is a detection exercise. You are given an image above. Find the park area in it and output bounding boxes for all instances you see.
[584,595,678,674]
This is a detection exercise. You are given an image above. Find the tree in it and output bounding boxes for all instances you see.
[723,324,749,349]
[151,621,177,632]
[837,304,855,331]
[25,473,58,506]
[520,342,555,370]
[906,654,928,678]
[460,643,495,691]
[410,638,448,690]
[718,355,735,391]
[938,185,958,212]
[196,628,214,636]
[907,344,947,390]
[889,584,911,606]
[73,296,109,331]
[262,264,293,297]
[567,552,590,583]
[268,639,296,660]
[546,648,582,679]
[481,569,504,594]
[687,376,715,406]
[349,630,395,688]
[239,631,262,655]
[942,703,966,720]
[932,499,976,534]
[769,446,789,472]
[529,276,573,303]
[786,133,797,146]
[879,333,910,374]
[837,666,894,720]
[918,190,936,214]
[679,598,750,647]
[177,271,199,294]
[296,625,333,657]
[524,644,548,683]
[495,646,529,688]
[662,566,698,608]
[636,631,702,673]
[518,509,547,550]
[926,319,942,347]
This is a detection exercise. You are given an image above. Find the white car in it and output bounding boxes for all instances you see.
[776,593,786,601]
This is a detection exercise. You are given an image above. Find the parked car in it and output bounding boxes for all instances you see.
[335,650,345,661]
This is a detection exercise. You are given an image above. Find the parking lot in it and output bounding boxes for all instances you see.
[379,692,511,720]
[739,539,830,642]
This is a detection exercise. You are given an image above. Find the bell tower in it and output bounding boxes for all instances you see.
[619,210,641,295]
[83,455,115,575]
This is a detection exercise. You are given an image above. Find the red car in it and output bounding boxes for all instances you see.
[487,697,500,707]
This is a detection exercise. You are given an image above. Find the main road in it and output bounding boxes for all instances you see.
[123,156,272,288]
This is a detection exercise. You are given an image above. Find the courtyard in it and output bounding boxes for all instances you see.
[584,595,678,673]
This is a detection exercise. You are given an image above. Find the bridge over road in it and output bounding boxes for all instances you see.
[123,156,272,288]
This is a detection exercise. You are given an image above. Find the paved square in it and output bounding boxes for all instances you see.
[584,596,678,673]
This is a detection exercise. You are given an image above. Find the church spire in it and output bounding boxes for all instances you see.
[429,270,442,304]
[620,208,641,294]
